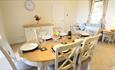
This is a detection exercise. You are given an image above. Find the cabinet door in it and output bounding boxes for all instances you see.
[24,28,38,42]
[36,26,53,38]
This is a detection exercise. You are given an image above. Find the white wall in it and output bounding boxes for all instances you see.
[0,7,6,40]
[106,0,115,30]
[0,13,12,69]
[0,5,15,57]
[64,0,89,31]
[0,0,53,44]
[0,0,89,44]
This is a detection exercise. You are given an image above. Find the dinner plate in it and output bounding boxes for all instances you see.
[81,33,90,37]
[42,36,52,40]
[60,32,67,36]
[20,43,38,52]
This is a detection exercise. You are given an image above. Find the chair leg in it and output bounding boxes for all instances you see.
[37,67,40,70]
[87,61,90,70]
[76,62,81,70]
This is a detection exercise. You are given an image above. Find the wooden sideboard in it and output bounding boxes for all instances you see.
[23,23,53,42]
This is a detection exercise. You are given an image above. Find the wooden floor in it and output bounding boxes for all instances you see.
[11,42,115,70]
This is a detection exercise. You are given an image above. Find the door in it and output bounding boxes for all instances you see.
[53,3,64,32]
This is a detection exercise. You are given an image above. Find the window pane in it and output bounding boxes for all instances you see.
[90,1,103,24]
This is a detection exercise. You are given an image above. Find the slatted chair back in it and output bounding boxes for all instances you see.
[80,34,101,61]
[0,46,17,70]
[55,39,83,70]
[78,34,101,70]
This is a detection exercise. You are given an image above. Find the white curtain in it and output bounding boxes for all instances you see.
[87,0,109,29]
[100,0,109,30]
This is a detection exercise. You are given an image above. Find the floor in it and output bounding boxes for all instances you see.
[91,42,115,70]
[11,42,115,70]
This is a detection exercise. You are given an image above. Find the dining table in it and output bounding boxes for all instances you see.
[19,34,89,70]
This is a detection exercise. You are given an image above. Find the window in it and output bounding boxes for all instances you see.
[90,0,104,24]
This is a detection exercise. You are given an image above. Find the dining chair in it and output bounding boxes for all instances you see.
[54,39,83,70]
[0,46,16,70]
[80,33,101,59]
[0,46,38,70]
[78,34,101,70]
[102,31,115,43]
[90,33,102,50]
[0,35,38,70]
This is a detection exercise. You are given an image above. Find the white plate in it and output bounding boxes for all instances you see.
[60,32,67,36]
[20,43,38,51]
[81,32,90,36]
[42,36,52,40]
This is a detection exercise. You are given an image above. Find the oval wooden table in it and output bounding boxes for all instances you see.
[20,36,81,70]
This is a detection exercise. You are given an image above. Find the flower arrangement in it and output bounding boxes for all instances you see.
[54,31,60,37]
[52,31,61,41]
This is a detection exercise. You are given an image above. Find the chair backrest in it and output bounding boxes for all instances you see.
[0,35,16,61]
[55,39,83,70]
[85,33,101,48]
[0,46,17,70]
[78,34,101,70]
[80,34,101,61]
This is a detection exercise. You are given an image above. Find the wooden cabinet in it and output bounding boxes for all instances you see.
[24,24,53,42]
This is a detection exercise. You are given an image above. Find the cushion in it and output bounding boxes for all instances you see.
[79,23,86,31]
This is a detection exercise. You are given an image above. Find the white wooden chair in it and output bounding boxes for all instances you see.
[91,34,101,49]
[79,34,101,70]
[0,46,38,70]
[0,35,37,70]
[80,34,101,60]
[102,31,115,43]
[0,46,17,70]
[54,39,83,70]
